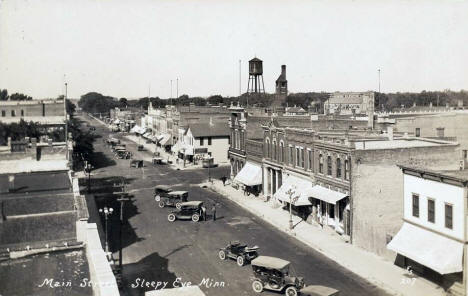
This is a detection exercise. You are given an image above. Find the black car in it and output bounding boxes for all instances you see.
[167,201,204,222]
[158,191,188,209]
[154,185,173,202]
[251,256,305,296]
[218,241,259,266]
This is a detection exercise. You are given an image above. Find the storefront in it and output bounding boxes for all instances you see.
[233,161,262,196]
[307,185,348,232]
[273,175,313,220]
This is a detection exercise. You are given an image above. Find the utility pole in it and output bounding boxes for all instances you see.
[176,78,179,99]
[114,180,130,272]
[170,80,173,105]
[64,82,68,160]
[239,60,241,96]
[378,69,381,93]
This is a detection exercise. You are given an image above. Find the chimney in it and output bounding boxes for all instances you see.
[281,65,286,77]
[387,126,394,141]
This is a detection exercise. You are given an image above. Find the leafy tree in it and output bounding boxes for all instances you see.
[9,93,32,101]
[0,89,8,101]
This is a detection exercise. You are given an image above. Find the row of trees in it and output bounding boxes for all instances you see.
[0,89,33,101]
[77,89,468,116]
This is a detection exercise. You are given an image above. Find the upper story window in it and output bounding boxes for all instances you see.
[445,203,453,229]
[272,141,277,160]
[319,154,324,174]
[296,147,300,167]
[289,146,293,165]
[265,139,270,158]
[1,110,5,117]
[415,128,420,137]
[200,137,204,146]
[436,127,445,138]
[344,159,350,180]
[327,156,332,176]
[336,158,342,178]
[300,148,304,168]
[308,150,313,171]
[463,150,467,160]
[279,142,284,162]
[427,198,435,223]
[21,109,24,116]
[11,110,15,117]
[412,194,419,218]
[208,137,212,146]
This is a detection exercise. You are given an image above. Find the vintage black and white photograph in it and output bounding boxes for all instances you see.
[0,0,467,295]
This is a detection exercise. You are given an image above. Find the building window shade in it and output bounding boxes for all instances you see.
[445,204,453,229]
[412,194,420,218]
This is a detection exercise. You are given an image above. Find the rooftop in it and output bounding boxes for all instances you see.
[188,122,230,138]
[353,138,456,150]
[0,116,66,125]
[0,171,71,194]
[0,159,69,175]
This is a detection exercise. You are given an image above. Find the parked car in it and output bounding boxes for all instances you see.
[299,286,340,296]
[137,145,144,151]
[152,157,164,165]
[218,241,259,266]
[154,185,173,202]
[251,256,305,296]
[159,191,188,209]
[167,201,204,222]
[130,160,143,168]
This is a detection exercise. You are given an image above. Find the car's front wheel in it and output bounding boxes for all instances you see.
[252,280,263,293]
[168,214,176,222]
[285,286,298,296]
[192,214,200,222]
[175,202,182,210]
[237,256,245,266]
[218,250,226,260]
[154,195,161,202]
[158,201,165,208]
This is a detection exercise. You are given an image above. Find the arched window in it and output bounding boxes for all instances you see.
[327,156,332,176]
[279,142,284,162]
[273,140,277,160]
[319,154,323,173]
[265,138,270,158]
[336,158,342,178]
[344,159,350,180]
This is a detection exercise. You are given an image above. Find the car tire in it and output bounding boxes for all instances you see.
[218,250,226,260]
[192,214,200,222]
[158,201,165,208]
[167,214,176,222]
[155,195,161,202]
[285,286,298,296]
[252,280,263,293]
[175,202,182,210]
[236,256,245,266]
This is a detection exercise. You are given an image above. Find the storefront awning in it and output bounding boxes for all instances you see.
[130,125,140,133]
[142,132,152,139]
[387,222,463,274]
[274,175,313,206]
[159,134,172,146]
[234,162,262,186]
[171,141,180,153]
[113,119,121,124]
[137,127,147,135]
[308,185,347,204]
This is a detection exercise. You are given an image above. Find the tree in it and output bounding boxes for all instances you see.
[0,89,8,101]
[78,92,119,115]
[9,93,32,101]
[119,98,128,108]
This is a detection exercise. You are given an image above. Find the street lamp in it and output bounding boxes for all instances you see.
[99,206,114,254]
[285,186,300,230]
[84,161,93,193]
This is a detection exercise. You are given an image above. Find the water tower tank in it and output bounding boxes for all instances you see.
[249,58,263,75]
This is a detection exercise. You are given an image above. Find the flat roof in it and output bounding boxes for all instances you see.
[0,116,65,125]
[0,159,69,175]
[0,171,71,194]
[354,138,454,150]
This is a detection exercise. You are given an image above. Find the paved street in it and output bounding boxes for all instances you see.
[81,114,391,296]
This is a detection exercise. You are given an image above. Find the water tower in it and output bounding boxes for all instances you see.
[247,57,265,94]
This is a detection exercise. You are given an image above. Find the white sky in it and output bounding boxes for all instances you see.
[0,0,467,99]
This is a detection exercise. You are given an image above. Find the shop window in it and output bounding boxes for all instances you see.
[412,194,419,218]
[445,204,453,229]
[428,198,435,223]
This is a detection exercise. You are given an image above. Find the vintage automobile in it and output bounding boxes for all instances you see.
[251,256,305,296]
[130,159,144,168]
[299,286,340,296]
[154,185,173,202]
[218,241,259,266]
[167,201,204,222]
[158,191,188,209]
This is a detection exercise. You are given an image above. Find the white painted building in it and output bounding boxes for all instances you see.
[388,166,468,295]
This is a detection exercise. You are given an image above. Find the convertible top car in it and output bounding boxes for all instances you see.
[158,190,188,209]
[167,201,204,222]
[251,256,305,296]
[218,241,259,266]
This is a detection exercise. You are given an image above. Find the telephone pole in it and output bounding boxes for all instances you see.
[113,180,130,272]
[239,60,242,96]
[176,78,179,99]
[378,69,381,93]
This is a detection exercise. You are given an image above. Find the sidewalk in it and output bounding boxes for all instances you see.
[203,180,446,296]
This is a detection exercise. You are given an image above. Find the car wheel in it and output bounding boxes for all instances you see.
[155,195,161,202]
[218,250,226,260]
[192,214,200,222]
[252,280,263,293]
[236,256,245,266]
[285,286,298,296]
[167,214,176,222]
[175,202,182,210]
[158,201,165,208]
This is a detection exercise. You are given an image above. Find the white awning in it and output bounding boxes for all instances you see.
[387,222,463,274]
[159,134,172,146]
[156,134,165,141]
[181,145,193,155]
[113,119,120,124]
[234,162,262,186]
[130,125,140,133]
[171,141,180,152]
[142,132,151,139]
[274,175,313,206]
[137,127,147,134]
[308,185,347,204]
